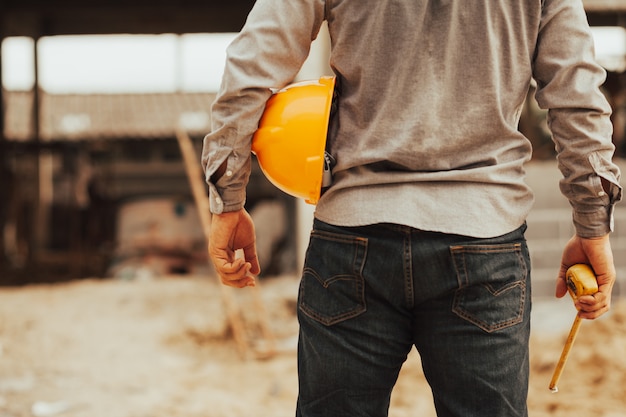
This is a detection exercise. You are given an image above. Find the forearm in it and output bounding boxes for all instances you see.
[533,0,622,237]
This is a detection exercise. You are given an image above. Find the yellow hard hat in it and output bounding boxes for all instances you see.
[252,76,336,205]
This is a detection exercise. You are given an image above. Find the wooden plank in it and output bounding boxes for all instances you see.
[176,129,250,358]
[176,129,276,359]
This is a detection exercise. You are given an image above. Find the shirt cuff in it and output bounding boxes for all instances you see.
[572,205,615,238]
[208,182,246,214]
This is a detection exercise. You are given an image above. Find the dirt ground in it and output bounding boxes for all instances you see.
[0,274,625,417]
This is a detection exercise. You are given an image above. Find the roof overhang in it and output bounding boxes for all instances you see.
[1,0,624,41]
[0,0,256,38]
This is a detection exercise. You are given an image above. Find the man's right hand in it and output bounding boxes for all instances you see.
[557,234,616,320]
[209,209,260,288]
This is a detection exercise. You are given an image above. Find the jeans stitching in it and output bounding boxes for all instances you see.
[299,232,368,326]
[450,243,528,333]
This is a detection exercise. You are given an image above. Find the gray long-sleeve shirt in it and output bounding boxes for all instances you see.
[202,0,622,238]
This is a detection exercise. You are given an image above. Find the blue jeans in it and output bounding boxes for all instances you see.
[296,220,531,417]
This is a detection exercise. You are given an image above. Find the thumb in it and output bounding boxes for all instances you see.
[555,265,568,298]
[237,245,261,276]
[555,274,568,298]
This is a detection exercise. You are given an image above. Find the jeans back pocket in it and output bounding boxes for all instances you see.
[299,230,368,326]
[450,242,529,333]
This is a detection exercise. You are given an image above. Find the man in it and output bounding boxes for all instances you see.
[202,1,621,416]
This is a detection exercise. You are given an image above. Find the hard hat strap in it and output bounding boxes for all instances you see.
[322,152,336,188]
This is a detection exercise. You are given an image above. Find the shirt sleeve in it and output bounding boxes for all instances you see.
[533,0,622,238]
[201,0,327,214]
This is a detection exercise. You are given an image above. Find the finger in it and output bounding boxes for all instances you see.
[218,262,256,288]
[555,265,568,298]
[241,244,261,276]
[575,291,611,319]
[233,247,260,277]
[213,256,247,279]
[220,275,256,288]
[577,305,609,320]
[216,258,247,278]
[211,247,257,288]
[212,254,244,273]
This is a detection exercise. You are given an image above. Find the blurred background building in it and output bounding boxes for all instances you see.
[1,0,625,288]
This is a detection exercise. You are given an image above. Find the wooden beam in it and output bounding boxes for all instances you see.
[584,0,626,12]
[0,1,255,38]
[583,0,626,26]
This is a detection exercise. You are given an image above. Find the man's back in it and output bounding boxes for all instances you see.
[314,0,612,238]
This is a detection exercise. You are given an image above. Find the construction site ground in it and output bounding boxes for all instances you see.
[0,274,625,417]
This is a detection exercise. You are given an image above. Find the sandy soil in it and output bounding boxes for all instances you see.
[0,275,624,417]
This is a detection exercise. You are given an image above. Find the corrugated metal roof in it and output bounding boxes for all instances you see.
[3,90,217,141]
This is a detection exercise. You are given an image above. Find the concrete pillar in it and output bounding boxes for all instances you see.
[0,38,6,266]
